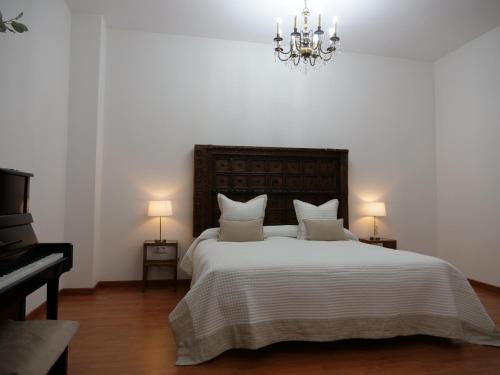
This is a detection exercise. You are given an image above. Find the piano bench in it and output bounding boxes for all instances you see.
[0,320,79,375]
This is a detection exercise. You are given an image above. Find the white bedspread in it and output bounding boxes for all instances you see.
[169,234,500,365]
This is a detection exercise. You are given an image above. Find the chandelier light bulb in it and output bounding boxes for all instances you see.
[332,16,339,34]
[276,17,282,35]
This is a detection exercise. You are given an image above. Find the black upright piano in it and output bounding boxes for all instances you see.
[0,168,73,320]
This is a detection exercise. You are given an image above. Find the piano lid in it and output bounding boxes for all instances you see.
[0,169,37,261]
[0,168,34,178]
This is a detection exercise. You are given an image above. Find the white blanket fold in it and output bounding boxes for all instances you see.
[170,234,500,365]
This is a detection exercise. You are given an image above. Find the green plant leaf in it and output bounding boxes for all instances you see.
[0,10,3,22]
[0,20,6,33]
[11,21,28,33]
[15,12,24,20]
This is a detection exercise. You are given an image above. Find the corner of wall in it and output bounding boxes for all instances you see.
[64,12,107,288]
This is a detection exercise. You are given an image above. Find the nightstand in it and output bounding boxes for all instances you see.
[143,240,178,292]
[359,237,397,249]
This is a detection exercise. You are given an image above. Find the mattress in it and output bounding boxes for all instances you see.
[169,232,500,365]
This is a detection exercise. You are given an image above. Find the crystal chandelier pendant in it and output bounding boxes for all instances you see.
[273,0,340,72]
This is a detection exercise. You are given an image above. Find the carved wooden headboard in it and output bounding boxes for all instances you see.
[193,145,349,236]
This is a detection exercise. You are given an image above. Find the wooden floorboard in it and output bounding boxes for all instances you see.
[31,285,500,375]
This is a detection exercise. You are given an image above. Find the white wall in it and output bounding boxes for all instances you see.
[64,13,106,288]
[435,25,500,287]
[0,2,496,309]
[97,29,437,282]
[0,0,71,310]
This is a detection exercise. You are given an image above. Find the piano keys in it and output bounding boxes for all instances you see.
[0,253,64,292]
[0,168,73,320]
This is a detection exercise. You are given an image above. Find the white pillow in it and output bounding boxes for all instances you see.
[293,199,339,240]
[217,193,267,221]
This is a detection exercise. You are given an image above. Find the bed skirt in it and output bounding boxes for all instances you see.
[170,301,500,365]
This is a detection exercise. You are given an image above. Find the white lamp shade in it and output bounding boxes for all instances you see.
[361,202,386,217]
[148,200,173,217]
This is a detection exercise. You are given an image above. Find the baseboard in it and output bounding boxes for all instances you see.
[60,287,96,296]
[27,289,94,319]
[26,301,47,320]
[26,279,191,318]
[468,278,500,294]
[96,280,143,288]
[61,279,191,291]
[96,279,191,288]
[25,278,497,320]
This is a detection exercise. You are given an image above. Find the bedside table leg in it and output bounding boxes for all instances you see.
[142,265,147,293]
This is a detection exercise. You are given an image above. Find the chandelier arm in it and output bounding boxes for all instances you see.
[278,47,292,55]
[276,51,292,62]
[294,37,301,52]
[293,54,301,66]
[319,49,333,59]
[318,53,332,62]
[316,40,325,53]
[319,44,334,54]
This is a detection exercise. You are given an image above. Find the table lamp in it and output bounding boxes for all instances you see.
[362,202,386,240]
[148,200,173,243]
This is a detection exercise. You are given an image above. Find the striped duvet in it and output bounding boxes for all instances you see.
[169,233,500,365]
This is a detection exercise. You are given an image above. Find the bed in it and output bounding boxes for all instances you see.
[169,145,500,365]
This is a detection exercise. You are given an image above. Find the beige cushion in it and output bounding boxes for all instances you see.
[219,218,265,242]
[0,320,79,375]
[303,219,347,241]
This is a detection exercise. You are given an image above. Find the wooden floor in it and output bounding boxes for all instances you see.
[32,285,500,375]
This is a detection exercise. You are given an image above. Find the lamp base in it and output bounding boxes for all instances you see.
[154,239,167,244]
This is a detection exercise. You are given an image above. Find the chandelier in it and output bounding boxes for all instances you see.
[273,0,340,69]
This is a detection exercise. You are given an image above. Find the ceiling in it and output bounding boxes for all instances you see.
[66,0,500,61]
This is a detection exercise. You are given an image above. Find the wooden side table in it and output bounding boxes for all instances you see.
[359,237,397,249]
[142,240,178,292]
